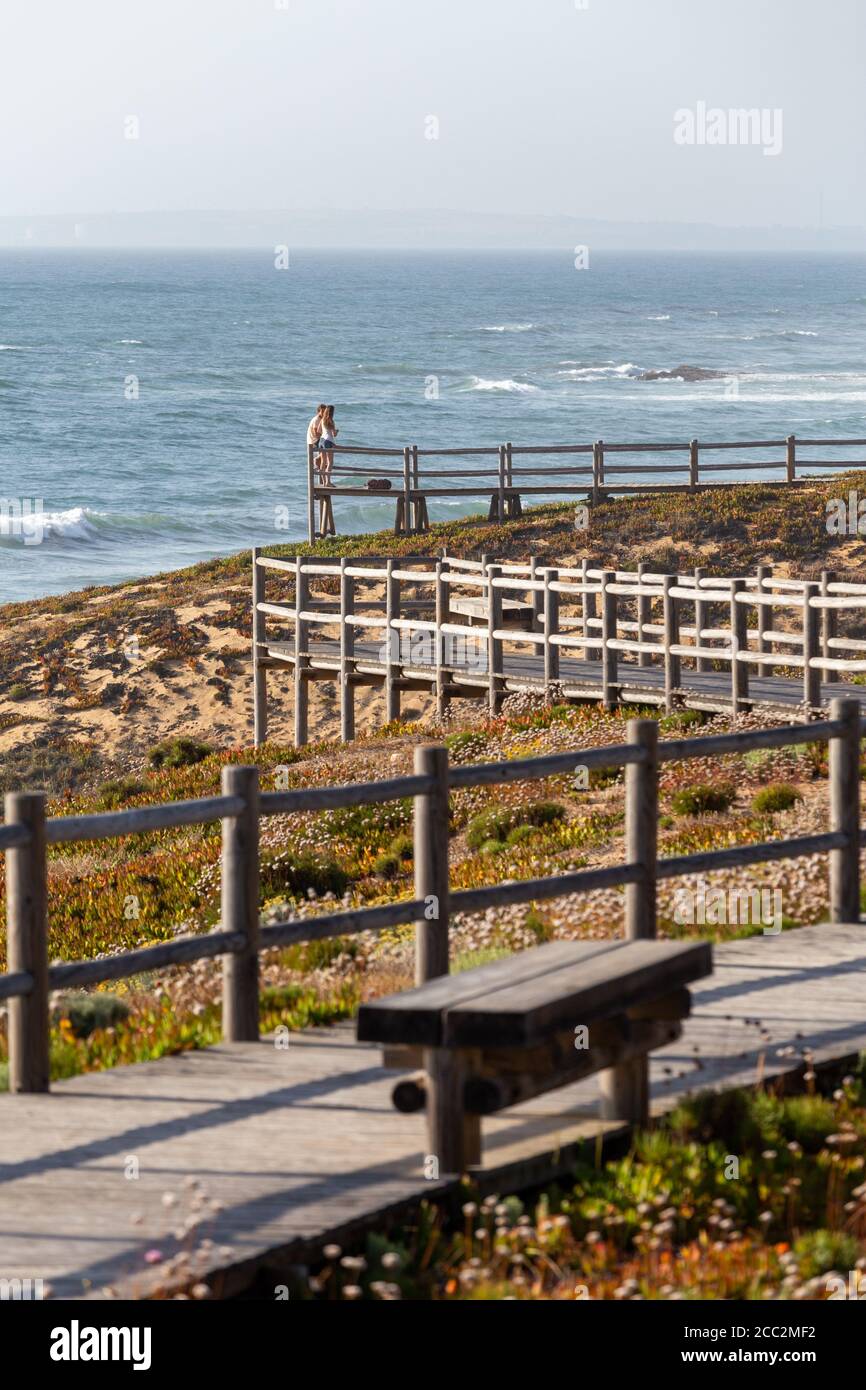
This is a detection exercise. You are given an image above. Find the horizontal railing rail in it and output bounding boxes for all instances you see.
[2,701,862,1093]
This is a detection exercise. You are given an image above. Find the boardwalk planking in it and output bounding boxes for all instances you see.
[266,637,866,714]
[1,922,865,1299]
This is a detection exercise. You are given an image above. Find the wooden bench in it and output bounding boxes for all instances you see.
[357,938,712,1172]
[449,595,535,627]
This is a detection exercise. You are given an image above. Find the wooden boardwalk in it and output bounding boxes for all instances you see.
[273,637,866,714]
[1,921,865,1300]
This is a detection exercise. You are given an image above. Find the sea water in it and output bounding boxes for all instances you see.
[1,248,865,603]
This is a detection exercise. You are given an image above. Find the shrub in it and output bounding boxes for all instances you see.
[523,800,567,829]
[389,834,414,862]
[506,824,537,848]
[94,778,147,810]
[7,683,27,701]
[372,851,402,879]
[670,782,736,816]
[148,737,214,769]
[467,800,566,850]
[793,1230,859,1280]
[659,709,707,732]
[752,783,801,815]
[479,838,506,856]
[54,993,130,1039]
[467,808,512,850]
[260,849,348,901]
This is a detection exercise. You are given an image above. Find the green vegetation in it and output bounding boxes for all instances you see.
[670,782,736,816]
[148,737,214,769]
[295,1071,866,1301]
[752,783,802,815]
[466,800,566,851]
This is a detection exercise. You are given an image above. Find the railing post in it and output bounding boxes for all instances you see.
[584,558,598,643]
[529,555,543,632]
[625,719,658,939]
[487,563,504,715]
[340,557,355,742]
[802,581,821,714]
[601,569,618,710]
[435,559,451,719]
[599,719,656,1126]
[413,744,476,1171]
[402,447,412,535]
[786,434,796,484]
[755,564,771,661]
[829,697,861,923]
[543,567,560,690]
[294,555,309,747]
[385,558,401,723]
[821,570,837,677]
[307,443,316,543]
[6,792,49,1093]
[694,565,707,673]
[663,575,680,712]
[689,438,699,491]
[497,445,506,521]
[505,440,514,489]
[252,547,267,747]
[221,766,261,1042]
[414,745,450,984]
[592,439,605,504]
[637,561,650,668]
[730,578,749,717]
[411,444,422,530]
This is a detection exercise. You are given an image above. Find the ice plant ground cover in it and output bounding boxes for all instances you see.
[284,1076,866,1302]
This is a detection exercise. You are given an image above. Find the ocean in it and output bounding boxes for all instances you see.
[1,248,865,605]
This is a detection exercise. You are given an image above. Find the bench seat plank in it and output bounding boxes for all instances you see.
[356,940,623,1046]
[444,940,712,1046]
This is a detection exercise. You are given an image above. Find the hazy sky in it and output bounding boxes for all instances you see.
[1,0,864,230]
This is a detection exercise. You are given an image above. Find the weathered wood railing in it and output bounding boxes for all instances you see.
[252,551,866,744]
[307,434,866,538]
[1,704,861,1094]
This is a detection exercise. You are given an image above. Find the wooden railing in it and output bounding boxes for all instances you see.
[1,705,861,1093]
[252,552,866,744]
[306,434,866,539]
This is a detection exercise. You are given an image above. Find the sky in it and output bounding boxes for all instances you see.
[0,0,864,238]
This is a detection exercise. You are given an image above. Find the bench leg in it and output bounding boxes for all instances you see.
[423,1048,481,1174]
[598,1056,649,1128]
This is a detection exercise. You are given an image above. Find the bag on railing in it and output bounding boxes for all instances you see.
[366,478,392,491]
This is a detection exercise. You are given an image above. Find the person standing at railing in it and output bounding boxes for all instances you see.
[307,404,325,480]
[318,405,338,486]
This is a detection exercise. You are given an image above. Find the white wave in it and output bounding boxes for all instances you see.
[0,506,105,544]
[556,362,643,381]
[466,376,540,393]
[478,323,535,333]
[0,344,27,351]
[742,329,819,341]
[646,314,671,321]
[117,338,143,345]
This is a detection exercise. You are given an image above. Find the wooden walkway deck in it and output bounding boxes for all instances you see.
[1,921,864,1300]
[272,637,866,714]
